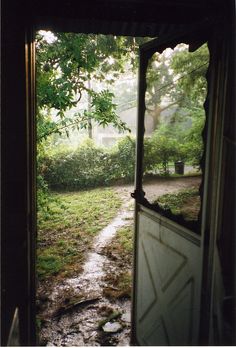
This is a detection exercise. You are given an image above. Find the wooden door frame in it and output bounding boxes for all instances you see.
[4,7,232,345]
[199,25,234,344]
[25,28,37,346]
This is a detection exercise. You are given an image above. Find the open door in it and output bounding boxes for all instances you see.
[132,29,211,346]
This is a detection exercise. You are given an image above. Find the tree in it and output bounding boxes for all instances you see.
[36,32,148,142]
[144,43,209,170]
[170,44,209,108]
[145,49,177,129]
[145,44,209,130]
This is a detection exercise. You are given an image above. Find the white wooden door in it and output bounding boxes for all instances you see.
[134,207,202,345]
[132,33,208,345]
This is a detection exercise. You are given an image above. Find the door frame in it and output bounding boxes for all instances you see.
[25,29,37,345]
[24,19,231,346]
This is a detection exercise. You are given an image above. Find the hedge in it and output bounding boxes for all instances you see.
[42,137,136,190]
[41,132,195,190]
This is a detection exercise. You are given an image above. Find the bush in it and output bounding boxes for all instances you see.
[144,130,179,176]
[44,140,106,189]
[115,136,136,180]
[43,137,136,190]
[41,118,203,190]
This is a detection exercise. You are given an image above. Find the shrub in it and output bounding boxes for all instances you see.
[41,120,203,190]
[44,140,107,189]
[43,137,136,190]
[115,136,136,181]
[145,131,179,175]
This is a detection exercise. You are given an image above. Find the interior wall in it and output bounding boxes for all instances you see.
[1,0,36,345]
[218,4,236,342]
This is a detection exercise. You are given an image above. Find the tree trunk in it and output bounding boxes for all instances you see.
[149,100,180,131]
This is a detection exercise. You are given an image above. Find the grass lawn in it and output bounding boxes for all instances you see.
[37,187,123,281]
[155,187,200,221]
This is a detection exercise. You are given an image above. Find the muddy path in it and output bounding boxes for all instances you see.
[37,176,201,346]
[37,200,134,346]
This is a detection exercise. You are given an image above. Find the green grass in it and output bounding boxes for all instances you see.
[116,225,133,254]
[155,187,200,221]
[37,187,123,280]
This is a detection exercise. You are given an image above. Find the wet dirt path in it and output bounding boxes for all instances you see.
[39,200,134,346]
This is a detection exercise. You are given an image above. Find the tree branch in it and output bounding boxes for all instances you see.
[38,117,88,141]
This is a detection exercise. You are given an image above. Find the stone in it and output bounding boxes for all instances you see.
[121,312,131,323]
[102,321,122,333]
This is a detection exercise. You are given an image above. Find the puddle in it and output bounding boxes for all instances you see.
[38,200,133,346]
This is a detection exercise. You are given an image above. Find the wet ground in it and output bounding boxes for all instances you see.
[37,200,134,346]
[118,175,201,203]
[37,176,201,346]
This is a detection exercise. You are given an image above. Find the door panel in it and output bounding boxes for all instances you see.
[135,206,201,345]
[132,31,209,345]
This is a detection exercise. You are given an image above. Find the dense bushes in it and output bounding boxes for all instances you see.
[43,137,136,190]
[42,126,203,190]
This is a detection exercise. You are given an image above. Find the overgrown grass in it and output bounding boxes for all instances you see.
[155,187,200,221]
[37,188,123,280]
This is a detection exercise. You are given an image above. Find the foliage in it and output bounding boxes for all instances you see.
[36,32,147,142]
[43,140,107,189]
[40,109,205,189]
[115,136,136,180]
[183,107,205,166]
[144,43,209,168]
[37,41,209,197]
[170,43,209,107]
[37,188,123,279]
[89,90,128,131]
[40,126,203,190]
[144,126,179,175]
[36,32,148,212]
[146,43,209,117]
[42,137,136,190]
